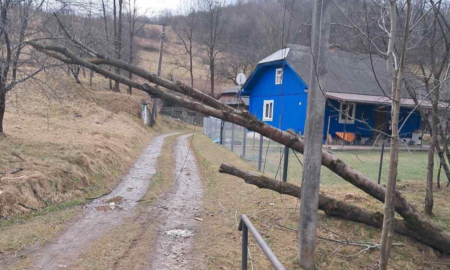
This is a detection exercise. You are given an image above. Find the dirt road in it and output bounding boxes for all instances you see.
[149,134,204,270]
[30,133,177,270]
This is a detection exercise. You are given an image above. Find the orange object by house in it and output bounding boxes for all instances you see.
[335,132,355,142]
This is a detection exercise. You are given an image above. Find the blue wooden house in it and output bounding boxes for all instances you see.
[242,44,430,143]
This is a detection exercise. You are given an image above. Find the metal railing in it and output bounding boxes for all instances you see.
[239,214,286,270]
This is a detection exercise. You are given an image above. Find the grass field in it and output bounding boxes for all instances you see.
[208,122,438,187]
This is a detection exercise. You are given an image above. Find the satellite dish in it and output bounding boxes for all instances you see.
[236,73,247,86]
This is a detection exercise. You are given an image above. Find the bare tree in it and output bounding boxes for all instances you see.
[126,0,148,95]
[113,0,123,92]
[216,54,255,85]
[379,1,412,269]
[0,0,46,134]
[411,0,450,216]
[101,0,113,90]
[198,0,226,96]
[171,0,199,88]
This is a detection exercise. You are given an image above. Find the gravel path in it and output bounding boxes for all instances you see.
[30,133,177,270]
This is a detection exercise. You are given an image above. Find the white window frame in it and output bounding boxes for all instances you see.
[263,100,274,121]
[275,68,283,85]
[338,102,356,124]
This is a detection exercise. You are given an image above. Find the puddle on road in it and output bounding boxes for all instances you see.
[95,196,124,211]
[105,196,124,204]
[165,229,194,238]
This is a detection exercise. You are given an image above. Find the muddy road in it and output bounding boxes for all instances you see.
[149,134,204,270]
[28,133,199,270]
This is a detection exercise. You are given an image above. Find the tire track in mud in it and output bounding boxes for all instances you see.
[29,133,177,270]
[148,134,204,270]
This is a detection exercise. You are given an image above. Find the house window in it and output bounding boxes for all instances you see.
[339,102,356,124]
[263,100,274,121]
[275,68,283,85]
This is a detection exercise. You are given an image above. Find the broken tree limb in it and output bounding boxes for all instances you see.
[25,41,450,253]
[218,163,447,252]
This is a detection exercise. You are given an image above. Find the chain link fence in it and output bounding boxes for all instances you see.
[203,117,438,186]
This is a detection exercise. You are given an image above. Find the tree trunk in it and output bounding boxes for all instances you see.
[379,1,411,269]
[190,46,194,88]
[89,70,93,86]
[70,65,81,84]
[101,0,113,91]
[426,113,437,215]
[127,35,133,95]
[0,88,5,134]
[113,0,122,92]
[128,72,132,95]
[210,50,215,97]
[219,163,436,248]
[127,23,134,95]
[298,0,331,268]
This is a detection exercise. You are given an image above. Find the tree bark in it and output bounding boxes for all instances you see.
[128,29,134,95]
[298,0,331,268]
[210,51,215,97]
[101,0,113,90]
[426,113,437,215]
[0,88,5,134]
[190,43,194,88]
[113,0,122,92]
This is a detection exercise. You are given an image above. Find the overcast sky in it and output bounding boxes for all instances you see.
[138,0,183,15]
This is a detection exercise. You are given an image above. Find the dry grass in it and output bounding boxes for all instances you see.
[191,133,450,270]
[0,203,81,261]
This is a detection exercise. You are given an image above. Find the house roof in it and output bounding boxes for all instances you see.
[216,86,241,98]
[247,44,450,108]
[271,44,395,97]
[326,92,447,109]
[217,86,249,107]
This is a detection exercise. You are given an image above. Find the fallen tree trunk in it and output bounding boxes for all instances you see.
[26,39,450,253]
[219,163,446,252]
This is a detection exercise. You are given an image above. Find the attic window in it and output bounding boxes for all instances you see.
[339,102,356,124]
[275,68,283,85]
[263,100,274,121]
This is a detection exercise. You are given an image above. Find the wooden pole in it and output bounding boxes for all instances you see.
[282,146,289,182]
[298,0,331,268]
[378,111,389,184]
[151,25,165,125]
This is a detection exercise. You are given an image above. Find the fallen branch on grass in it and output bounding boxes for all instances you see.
[276,222,403,257]
[10,168,24,174]
[219,163,447,252]
[18,203,38,212]
[12,152,26,162]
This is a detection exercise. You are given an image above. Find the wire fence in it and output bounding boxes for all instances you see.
[203,117,440,186]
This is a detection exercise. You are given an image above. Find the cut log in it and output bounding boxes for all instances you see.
[219,163,450,252]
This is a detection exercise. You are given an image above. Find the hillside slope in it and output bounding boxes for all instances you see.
[0,72,186,218]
